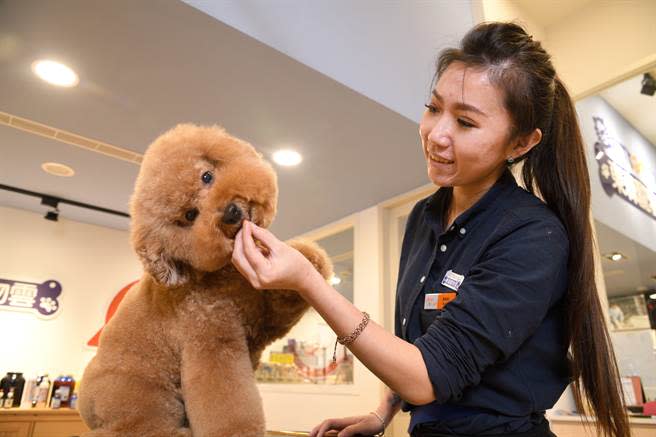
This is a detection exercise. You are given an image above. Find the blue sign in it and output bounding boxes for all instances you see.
[0,278,62,318]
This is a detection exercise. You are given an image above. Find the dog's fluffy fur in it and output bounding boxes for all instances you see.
[78,124,332,436]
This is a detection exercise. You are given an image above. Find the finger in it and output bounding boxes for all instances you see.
[316,419,338,437]
[249,222,281,251]
[232,229,259,285]
[242,221,269,274]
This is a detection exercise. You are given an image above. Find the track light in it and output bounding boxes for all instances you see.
[0,183,130,219]
[41,196,60,222]
[641,73,656,96]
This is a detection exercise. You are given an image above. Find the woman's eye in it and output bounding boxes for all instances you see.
[201,171,213,184]
[185,208,199,222]
[424,104,439,114]
[458,119,475,128]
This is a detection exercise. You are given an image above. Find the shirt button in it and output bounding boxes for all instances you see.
[440,244,447,252]
[460,227,467,235]
[402,318,407,326]
[420,275,426,283]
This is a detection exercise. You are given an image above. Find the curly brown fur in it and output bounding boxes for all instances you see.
[78,124,332,437]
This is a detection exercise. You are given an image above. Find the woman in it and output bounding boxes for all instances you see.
[232,22,629,437]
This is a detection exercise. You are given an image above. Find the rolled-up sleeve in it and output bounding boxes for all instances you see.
[414,212,569,404]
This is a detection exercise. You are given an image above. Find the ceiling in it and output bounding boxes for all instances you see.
[0,0,474,240]
[515,0,594,29]
[599,72,656,146]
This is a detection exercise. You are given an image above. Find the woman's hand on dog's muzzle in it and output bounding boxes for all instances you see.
[232,220,321,294]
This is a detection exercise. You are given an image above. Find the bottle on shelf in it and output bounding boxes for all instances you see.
[34,375,51,408]
[69,393,78,409]
[3,388,14,408]
[21,377,37,408]
[51,391,61,409]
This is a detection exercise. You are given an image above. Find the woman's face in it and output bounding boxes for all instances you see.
[419,62,518,192]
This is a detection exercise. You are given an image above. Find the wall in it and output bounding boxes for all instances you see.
[0,206,141,379]
[576,95,656,252]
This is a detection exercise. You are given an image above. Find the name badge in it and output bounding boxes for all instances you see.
[441,270,465,291]
[424,292,457,310]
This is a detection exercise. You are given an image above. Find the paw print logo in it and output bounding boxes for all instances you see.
[39,297,58,314]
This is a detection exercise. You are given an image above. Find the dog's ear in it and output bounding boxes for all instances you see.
[137,247,192,287]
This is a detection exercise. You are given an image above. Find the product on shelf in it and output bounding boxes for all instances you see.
[35,375,51,408]
[0,372,26,408]
[21,374,51,408]
[50,375,75,408]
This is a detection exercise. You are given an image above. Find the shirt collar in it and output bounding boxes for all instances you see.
[424,168,518,236]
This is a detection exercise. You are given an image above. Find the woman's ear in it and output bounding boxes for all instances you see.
[512,128,542,160]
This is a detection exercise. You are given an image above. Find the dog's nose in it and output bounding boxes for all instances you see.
[222,203,243,225]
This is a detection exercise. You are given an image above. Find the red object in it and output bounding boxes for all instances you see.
[50,376,75,408]
[644,401,656,416]
[87,281,138,347]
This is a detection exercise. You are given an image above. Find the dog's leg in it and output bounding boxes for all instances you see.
[78,369,190,437]
[181,337,265,437]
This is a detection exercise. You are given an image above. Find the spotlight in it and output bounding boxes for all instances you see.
[44,210,59,221]
[641,73,656,96]
[603,251,627,262]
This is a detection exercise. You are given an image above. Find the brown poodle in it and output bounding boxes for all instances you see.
[78,124,332,437]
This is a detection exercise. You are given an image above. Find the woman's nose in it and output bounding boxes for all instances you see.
[427,121,453,148]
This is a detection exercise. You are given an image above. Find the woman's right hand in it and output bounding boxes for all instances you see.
[309,413,385,437]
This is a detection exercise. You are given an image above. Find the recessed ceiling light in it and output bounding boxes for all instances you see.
[329,274,342,286]
[603,252,627,262]
[41,162,75,177]
[272,149,302,167]
[649,293,656,300]
[32,60,79,87]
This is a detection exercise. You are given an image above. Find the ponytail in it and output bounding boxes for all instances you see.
[522,78,629,437]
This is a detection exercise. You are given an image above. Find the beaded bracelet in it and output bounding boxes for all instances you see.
[332,311,370,363]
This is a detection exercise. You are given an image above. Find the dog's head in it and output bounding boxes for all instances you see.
[130,124,277,287]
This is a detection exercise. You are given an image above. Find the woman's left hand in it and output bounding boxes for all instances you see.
[231,220,318,292]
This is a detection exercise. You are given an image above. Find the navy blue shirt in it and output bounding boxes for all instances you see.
[395,169,571,435]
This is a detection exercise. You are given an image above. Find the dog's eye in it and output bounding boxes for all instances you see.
[201,171,213,184]
[185,208,199,222]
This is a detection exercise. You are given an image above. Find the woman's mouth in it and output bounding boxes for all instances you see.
[428,152,454,165]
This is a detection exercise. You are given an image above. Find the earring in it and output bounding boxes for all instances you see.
[506,156,515,165]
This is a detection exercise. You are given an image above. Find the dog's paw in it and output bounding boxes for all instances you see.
[288,239,333,280]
